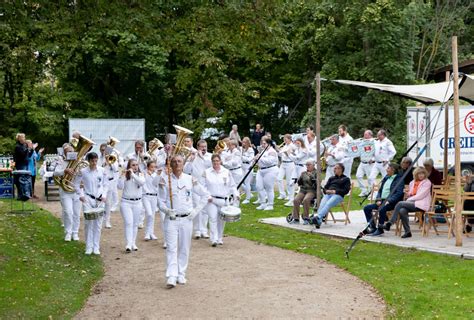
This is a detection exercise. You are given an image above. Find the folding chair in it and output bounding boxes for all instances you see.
[326,182,354,225]
[460,192,474,238]
[422,189,454,237]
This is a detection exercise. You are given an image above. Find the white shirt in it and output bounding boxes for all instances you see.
[306,139,317,160]
[288,146,308,165]
[279,143,294,162]
[53,157,69,177]
[202,167,238,199]
[158,172,209,214]
[326,143,345,166]
[242,147,255,166]
[374,138,396,162]
[222,148,242,170]
[338,133,354,160]
[154,149,167,169]
[118,172,146,199]
[74,167,109,199]
[142,171,160,194]
[184,151,212,179]
[258,147,278,168]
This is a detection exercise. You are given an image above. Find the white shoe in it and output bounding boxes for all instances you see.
[201,234,209,239]
[217,240,224,245]
[242,199,250,204]
[284,201,293,207]
[85,248,92,255]
[166,277,177,288]
[105,222,112,229]
[150,234,158,240]
[72,233,79,241]
[256,204,267,210]
[144,235,151,241]
[252,199,261,204]
[277,195,286,200]
[194,232,201,239]
[177,276,187,285]
[93,249,100,255]
[125,247,132,253]
[64,233,72,242]
[132,245,138,251]
[138,223,144,229]
[359,192,368,197]
[162,243,167,249]
[263,206,274,211]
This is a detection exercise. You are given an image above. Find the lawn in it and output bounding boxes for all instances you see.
[0,200,103,319]
[226,191,474,319]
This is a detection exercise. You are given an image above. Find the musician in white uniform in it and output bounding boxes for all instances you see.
[306,132,317,161]
[241,137,255,204]
[324,135,345,180]
[184,139,212,239]
[369,129,397,184]
[158,155,209,288]
[54,143,82,242]
[98,143,121,229]
[356,130,375,197]
[255,137,279,211]
[202,154,239,246]
[118,159,145,252]
[338,125,354,178]
[125,140,147,229]
[277,134,296,206]
[221,139,243,191]
[142,161,160,241]
[74,152,109,255]
[288,137,308,186]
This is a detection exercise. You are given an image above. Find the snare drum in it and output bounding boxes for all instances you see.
[219,206,241,222]
[83,207,105,220]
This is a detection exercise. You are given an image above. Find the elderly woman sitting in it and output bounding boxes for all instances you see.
[383,167,432,238]
[288,159,317,225]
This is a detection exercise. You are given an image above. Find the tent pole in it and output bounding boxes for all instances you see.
[315,73,322,206]
[443,71,450,180]
[451,36,462,247]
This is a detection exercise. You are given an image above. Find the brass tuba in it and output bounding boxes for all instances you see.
[105,136,121,165]
[214,140,227,154]
[171,125,193,162]
[54,135,95,192]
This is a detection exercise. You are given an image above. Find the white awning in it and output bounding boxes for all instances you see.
[333,74,474,104]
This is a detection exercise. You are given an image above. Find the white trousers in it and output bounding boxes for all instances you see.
[230,169,242,191]
[343,158,354,178]
[192,193,209,236]
[241,165,253,199]
[277,163,295,200]
[120,199,142,248]
[325,165,336,181]
[83,197,105,252]
[293,164,306,180]
[59,189,81,236]
[356,162,374,194]
[164,216,192,279]
[143,195,157,237]
[206,199,226,243]
[369,162,387,184]
[104,179,118,225]
[257,166,278,206]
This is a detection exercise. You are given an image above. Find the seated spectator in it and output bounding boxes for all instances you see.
[384,167,432,238]
[289,159,317,225]
[400,156,414,185]
[362,163,404,236]
[310,163,350,228]
[423,158,443,186]
[464,174,474,233]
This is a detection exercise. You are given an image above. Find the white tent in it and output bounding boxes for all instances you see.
[333,74,474,104]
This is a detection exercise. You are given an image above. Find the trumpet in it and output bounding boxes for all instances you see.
[105,136,121,165]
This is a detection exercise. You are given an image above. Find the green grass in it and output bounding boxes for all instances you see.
[0,200,103,319]
[227,191,474,319]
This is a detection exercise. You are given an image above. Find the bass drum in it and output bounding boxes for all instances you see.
[83,207,105,220]
[219,206,241,222]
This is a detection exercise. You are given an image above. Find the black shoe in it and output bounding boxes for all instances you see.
[383,222,392,231]
[401,232,412,238]
[466,225,472,233]
[367,228,384,236]
[212,242,217,247]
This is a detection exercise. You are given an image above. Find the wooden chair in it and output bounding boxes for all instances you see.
[460,192,474,238]
[392,184,424,236]
[422,189,455,237]
[326,182,354,225]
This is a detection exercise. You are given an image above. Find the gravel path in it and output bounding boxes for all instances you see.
[36,184,384,319]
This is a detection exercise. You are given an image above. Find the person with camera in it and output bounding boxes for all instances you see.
[288,159,318,225]
[362,163,405,236]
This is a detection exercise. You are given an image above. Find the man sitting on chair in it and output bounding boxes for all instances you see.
[362,163,404,236]
[288,159,318,225]
[310,163,351,228]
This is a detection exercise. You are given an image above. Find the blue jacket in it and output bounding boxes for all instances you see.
[27,151,41,176]
[376,173,404,204]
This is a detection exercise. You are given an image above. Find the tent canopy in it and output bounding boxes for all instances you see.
[333,74,474,104]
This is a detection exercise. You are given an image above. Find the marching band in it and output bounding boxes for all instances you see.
[47,124,396,287]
